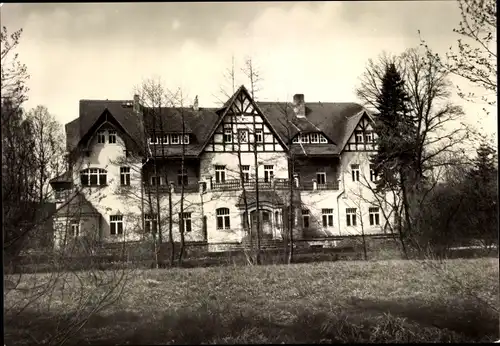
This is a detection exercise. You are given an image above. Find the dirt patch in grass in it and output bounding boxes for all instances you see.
[4,258,499,344]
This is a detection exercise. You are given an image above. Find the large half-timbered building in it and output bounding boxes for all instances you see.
[50,85,391,251]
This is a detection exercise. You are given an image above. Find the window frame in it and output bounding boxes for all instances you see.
[216,208,230,230]
[97,130,106,144]
[215,165,226,183]
[365,131,373,143]
[179,212,192,233]
[369,164,377,182]
[322,208,334,228]
[182,134,190,144]
[319,134,328,143]
[150,176,162,186]
[171,134,180,144]
[302,209,310,228]
[108,130,117,144]
[69,220,80,238]
[224,129,233,143]
[369,207,380,226]
[264,165,274,183]
[241,165,250,182]
[144,213,158,233]
[80,168,107,186]
[238,129,249,143]
[351,164,360,182]
[310,133,319,143]
[110,215,124,236]
[149,135,160,145]
[254,129,263,143]
[177,168,188,186]
[300,134,310,143]
[346,208,357,227]
[355,131,364,143]
[120,167,131,186]
[316,172,326,185]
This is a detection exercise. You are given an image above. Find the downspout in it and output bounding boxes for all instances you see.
[336,156,345,237]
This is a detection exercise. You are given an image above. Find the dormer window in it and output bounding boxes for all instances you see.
[300,134,309,143]
[108,130,117,144]
[319,135,328,143]
[171,134,180,144]
[162,135,169,144]
[310,133,319,143]
[97,131,106,144]
[149,136,160,145]
[292,137,299,143]
[182,134,190,144]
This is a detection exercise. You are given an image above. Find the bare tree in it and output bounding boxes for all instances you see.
[421,0,496,108]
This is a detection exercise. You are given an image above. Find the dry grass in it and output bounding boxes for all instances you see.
[5,258,499,344]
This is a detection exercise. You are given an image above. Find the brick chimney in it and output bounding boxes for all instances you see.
[133,94,140,114]
[193,95,199,111]
[293,94,305,118]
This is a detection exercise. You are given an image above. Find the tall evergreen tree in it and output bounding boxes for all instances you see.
[371,63,415,193]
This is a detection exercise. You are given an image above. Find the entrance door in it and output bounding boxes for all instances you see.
[250,210,272,239]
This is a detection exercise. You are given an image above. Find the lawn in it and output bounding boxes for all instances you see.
[4,258,499,344]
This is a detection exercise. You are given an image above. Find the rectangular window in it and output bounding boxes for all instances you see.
[182,134,190,144]
[355,131,363,143]
[108,130,116,144]
[215,165,226,183]
[316,172,326,185]
[241,165,250,182]
[216,208,230,230]
[369,207,380,226]
[97,131,106,144]
[346,208,357,227]
[322,209,334,227]
[310,133,319,143]
[365,131,373,143]
[300,134,309,143]
[264,165,274,183]
[81,168,107,186]
[110,215,123,236]
[351,164,360,182]
[370,164,377,182]
[238,129,249,143]
[171,134,180,144]
[149,136,160,145]
[302,209,310,228]
[319,135,328,143]
[69,221,79,237]
[120,167,131,186]
[179,212,192,233]
[150,176,162,186]
[254,129,263,143]
[224,129,233,143]
[177,168,188,186]
[144,214,158,233]
[162,135,169,144]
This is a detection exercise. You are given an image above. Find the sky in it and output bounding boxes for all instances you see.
[0,1,496,143]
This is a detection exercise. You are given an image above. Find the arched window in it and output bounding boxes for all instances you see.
[80,168,107,186]
[216,208,230,230]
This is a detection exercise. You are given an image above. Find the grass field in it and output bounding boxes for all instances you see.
[4,258,499,344]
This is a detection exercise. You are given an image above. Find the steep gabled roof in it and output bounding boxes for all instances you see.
[64,91,369,159]
[199,85,289,152]
[257,101,366,155]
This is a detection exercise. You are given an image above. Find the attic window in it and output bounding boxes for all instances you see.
[171,134,180,144]
[319,135,328,143]
[355,131,363,143]
[97,131,106,144]
[149,136,160,145]
[182,134,190,144]
[310,133,319,143]
[300,134,309,143]
[292,137,299,143]
[108,130,116,144]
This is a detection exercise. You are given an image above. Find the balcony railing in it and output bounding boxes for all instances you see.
[144,178,340,193]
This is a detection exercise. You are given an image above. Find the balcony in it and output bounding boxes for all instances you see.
[209,178,339,192]
[145,183,200,194]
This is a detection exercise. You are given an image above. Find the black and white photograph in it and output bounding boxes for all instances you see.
[2,1,498,344]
